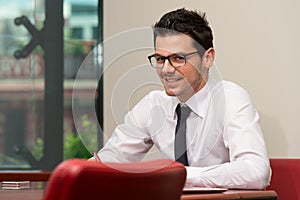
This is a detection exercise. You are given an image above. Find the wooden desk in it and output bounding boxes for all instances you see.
[0,189,277,200]
[0,189,44,200]
[0,172,51,182]
[182,190,278,200]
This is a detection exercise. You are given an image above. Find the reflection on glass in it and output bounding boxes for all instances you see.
[0,0,100,170]
[0,0,42,169]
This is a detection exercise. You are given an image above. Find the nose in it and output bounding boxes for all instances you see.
[161,59,176,73]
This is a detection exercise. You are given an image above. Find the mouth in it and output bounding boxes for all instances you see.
[163,76,183,86]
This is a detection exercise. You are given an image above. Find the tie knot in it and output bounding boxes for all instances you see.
[176,104,192,120]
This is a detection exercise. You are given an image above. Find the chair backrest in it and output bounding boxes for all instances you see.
[43,158,186,200]
[267,158,300,199]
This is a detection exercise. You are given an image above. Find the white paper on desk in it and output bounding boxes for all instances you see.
[1,181,30,190]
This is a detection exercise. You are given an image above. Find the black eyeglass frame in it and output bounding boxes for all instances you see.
[148,51,199,68]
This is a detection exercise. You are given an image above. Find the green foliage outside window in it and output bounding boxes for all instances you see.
[32,114,97,161]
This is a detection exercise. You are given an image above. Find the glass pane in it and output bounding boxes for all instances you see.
[0,0,101,171]
[0,0,45,169]
[63,0,100,160]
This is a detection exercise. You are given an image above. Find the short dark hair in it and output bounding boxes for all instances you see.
[153,8,213,55]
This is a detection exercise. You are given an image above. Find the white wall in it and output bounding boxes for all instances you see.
[102,0,300,158]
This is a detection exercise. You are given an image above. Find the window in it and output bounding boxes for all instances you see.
[0,0,102,171]
[71,27,83,39]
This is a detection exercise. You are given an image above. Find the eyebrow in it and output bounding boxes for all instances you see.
[154,52,190,56]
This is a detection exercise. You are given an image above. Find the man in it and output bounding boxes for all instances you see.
[91,8,271,189]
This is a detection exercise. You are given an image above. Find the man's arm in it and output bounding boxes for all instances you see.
[92,94,154,163]
[185,157,271,189]
[185,84,271,189]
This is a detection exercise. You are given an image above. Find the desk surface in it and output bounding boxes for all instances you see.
[0,172,51,182]
[0,189,277,200]
[182,190,277,200]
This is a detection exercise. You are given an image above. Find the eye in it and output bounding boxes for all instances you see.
[171,55,185,62]
[155,56,165,63]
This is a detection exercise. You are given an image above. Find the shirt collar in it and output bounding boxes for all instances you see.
[172,77,217,119]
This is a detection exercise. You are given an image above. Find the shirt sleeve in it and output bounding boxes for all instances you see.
[185,85,271,189]
[97,94,154,162]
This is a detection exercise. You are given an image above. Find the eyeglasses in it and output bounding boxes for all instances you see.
[148,51,199,69]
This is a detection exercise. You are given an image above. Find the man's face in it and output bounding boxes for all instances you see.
[155,34,208,102]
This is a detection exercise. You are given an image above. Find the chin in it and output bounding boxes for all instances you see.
[164,88,176,97]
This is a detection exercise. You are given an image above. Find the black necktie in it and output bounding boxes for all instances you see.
[175,104,191,166]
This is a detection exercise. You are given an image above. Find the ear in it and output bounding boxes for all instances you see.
[203,48,215,69]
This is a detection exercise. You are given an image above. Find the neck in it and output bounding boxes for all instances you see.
[178,78,208,102]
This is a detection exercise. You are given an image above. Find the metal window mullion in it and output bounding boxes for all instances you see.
[41,0,64,171]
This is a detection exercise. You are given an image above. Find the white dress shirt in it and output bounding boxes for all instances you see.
[97,78,271,189]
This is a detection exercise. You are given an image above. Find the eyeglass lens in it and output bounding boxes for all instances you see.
[150,54,186,68]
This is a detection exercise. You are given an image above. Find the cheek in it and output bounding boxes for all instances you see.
[156,69,162,78]
[179,66,201,82]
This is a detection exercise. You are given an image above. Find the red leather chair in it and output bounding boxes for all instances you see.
[267,158,300,199]
[43,159,186,200]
